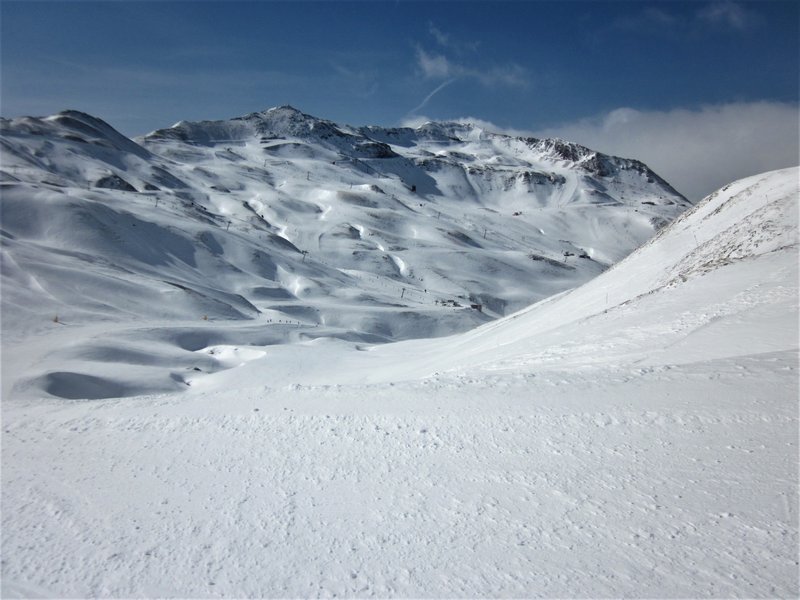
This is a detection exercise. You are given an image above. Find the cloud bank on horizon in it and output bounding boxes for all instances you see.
[405,101,798,202]
[533,101,799,202]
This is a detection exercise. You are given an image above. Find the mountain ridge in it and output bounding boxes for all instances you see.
[2,104,692,398]
[144,105,684,194]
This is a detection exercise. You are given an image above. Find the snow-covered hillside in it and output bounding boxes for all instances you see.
[168,166,798,391]
[2,167,797,597]
[1,106,689,399]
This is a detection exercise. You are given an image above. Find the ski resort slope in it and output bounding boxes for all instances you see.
[2,168,798,598]
[1,106,690,404]
[365,165,800,380]
[180,166,799,390]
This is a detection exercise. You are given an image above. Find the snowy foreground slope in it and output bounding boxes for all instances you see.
[2,168,797,597]
[1,106,689,400]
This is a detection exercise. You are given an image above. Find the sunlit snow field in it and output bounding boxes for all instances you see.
[1,106,797,598]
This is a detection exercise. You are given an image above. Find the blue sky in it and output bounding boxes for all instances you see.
[1,1,798,198]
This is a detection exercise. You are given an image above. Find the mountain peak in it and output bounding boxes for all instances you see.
[270,104,305,114]
[138,107,674,194]
[251,104,313,121]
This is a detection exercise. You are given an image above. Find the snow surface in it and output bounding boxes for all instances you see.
[1,105,797,597]
[1,106,689,402]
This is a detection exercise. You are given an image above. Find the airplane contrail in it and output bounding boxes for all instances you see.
[409,78,457,115]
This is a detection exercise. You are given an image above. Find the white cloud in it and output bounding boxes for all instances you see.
[476,64,528,88]
[427,22,481,53]
[416,48,454,79]
[611,2,762,36]
[533,102,799,200]
[414,47,527,88]
[428,22,450,48]
[410,45,528,115]
[697,1,755,31]
[410,23,528,116]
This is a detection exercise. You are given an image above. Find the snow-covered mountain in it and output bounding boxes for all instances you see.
[7,111,795,597]
[323,166,800,383]
[2,167,796,598]
[1,106,689,398]
[130,165,798,394]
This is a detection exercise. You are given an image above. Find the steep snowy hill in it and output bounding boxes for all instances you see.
[2,170,796,598]
[1,106,688,399]
[360,165,800,380]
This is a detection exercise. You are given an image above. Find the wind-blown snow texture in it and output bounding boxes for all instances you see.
[1,105,797,598]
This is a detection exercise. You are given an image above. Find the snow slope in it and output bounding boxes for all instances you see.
[159,166,798,392]
[1,168,797,597]
[1,106,689,400]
